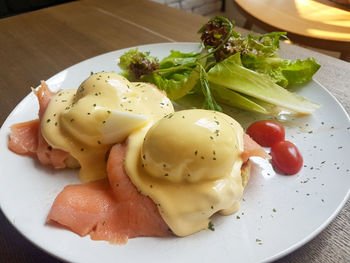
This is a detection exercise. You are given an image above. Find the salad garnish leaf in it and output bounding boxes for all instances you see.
[242,55,321,87]
[210,83,271,114]
[144,68,199,101]
[118,16,321,116]
[207,53,320,115]
[200,16,287,62]
[118,49,159,81]
[199,65,222,111]
[159,50,199,69]
[277,58,321,86]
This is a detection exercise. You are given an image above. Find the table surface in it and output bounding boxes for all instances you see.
[0,0,349,262]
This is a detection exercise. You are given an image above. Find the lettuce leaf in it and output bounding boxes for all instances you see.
[144,51,199,100]
[211,83,270,114]
[207,53,320,115]
[143,68,199,100]
[279,58,321,86]
[211,83,299,115]
[242,55,320,87]
[159,50,199,69]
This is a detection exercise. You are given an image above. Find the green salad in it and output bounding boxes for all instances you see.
[118,16,321,116]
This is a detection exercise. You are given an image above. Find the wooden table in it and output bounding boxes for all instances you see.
[0,0,349,262]
[233,0,350,61]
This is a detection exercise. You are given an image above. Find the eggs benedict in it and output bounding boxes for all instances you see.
[41,72,174,182]
[10,72,269,242]
[125,109,248,236]
[38,72,251,237]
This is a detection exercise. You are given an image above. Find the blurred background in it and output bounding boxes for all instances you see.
[0,0,72,17]
[1,0,348,60]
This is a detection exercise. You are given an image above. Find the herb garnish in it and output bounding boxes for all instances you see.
[208,221,215,231]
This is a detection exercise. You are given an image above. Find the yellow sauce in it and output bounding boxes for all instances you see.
[125,109,245,236]
[41,72,174,182]
[41,72,247,237]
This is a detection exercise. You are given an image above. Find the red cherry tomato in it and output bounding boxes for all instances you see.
[246,120,285,147]
[270,141,303,175]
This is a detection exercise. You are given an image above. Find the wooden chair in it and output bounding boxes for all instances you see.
[233,0,350,61]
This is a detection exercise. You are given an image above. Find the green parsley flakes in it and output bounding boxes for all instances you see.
[208,221,215,231]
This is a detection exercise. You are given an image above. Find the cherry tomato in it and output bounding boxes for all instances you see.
[246,120,285,147]
[270,141,303,175]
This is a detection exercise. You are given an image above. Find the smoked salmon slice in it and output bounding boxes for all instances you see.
[8,119,40,156]
[46,141,268,243]
[241,133,270,162]
[36,128,69,169]
[47,144,171,244]
[106,144,170,239]
[8,82,70,168]
[34,81,56,120]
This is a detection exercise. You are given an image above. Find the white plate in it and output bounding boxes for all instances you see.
[0,43,349,263]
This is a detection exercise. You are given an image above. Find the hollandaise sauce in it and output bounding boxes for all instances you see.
[41,72,174,182]
[125,109,245,236]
